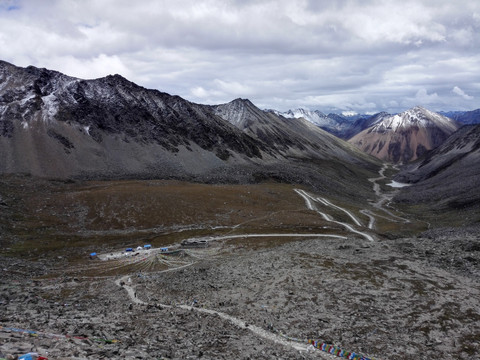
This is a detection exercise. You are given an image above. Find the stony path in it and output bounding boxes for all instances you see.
[116,264,336,359]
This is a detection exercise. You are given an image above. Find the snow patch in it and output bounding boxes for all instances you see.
[387,180,411,188]
[41,94,58,122]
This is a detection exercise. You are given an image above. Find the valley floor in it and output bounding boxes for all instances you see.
[1,165,479,359]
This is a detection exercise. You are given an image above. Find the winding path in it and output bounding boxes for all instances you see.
[367,164,410,223]
[294,189,375,242]
[116,264,335,358]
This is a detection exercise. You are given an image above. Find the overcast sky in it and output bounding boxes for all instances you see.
[1,0,479,114]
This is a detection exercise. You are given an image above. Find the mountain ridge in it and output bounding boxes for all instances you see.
[0,60,380,200]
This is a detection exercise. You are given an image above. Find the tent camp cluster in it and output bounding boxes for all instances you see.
[124,244,152,253]
[90,244,185,261]
[90,244,154,260]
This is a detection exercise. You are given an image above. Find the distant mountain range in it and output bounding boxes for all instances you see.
[439,109,480,124]
[276,105,480,164]
[274,107,480,140]
[269,108,368,138]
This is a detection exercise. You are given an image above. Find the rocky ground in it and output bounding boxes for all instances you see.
[1,225,479,359]
[1,172,479,360]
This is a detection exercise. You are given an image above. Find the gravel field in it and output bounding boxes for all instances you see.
[1,226,479,359]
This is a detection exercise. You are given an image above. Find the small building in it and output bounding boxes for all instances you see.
[181,239,209,248]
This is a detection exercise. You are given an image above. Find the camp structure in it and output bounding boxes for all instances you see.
[144,244,152,250]
[125,248,133,252]
[159,247,182,255]
[181,238,209,248]
[89,252,97,259]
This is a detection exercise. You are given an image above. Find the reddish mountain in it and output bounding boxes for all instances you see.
[348,106,459,163]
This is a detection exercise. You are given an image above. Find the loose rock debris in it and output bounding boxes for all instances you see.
[2,230,480,359]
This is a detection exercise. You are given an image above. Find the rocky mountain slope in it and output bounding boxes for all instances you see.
[0,60,380,197]
[348,106,459,163]
[394,124,480,212]
[213,98,374,164]
[0,60,267,179]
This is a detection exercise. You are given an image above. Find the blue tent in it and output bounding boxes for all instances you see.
[144,244,152,249]
[125,248,133,252]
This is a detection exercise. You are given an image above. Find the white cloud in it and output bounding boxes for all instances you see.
[415,88,439,104]
[50,54,132,80]
[1,0,479,113]
[452,86,474,100]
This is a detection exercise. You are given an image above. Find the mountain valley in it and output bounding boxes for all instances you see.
[1,61,479,360]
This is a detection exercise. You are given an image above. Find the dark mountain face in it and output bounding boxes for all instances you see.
[1,62,262,157]
[394,124,480,211]
[0,61,270,179]
[0,61,380,199]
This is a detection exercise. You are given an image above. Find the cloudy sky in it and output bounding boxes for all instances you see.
[1,0,479,113]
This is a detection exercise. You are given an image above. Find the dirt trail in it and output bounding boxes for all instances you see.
[116,263,335,358]
[199,233,348,242]
[367,163,410,223]
[295,189,375,242]
[359,209,376,229]
[315,196,363,227]
[115,276,147,305]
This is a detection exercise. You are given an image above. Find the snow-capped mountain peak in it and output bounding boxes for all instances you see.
[370,106,457,133]
[349,106,460,163]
